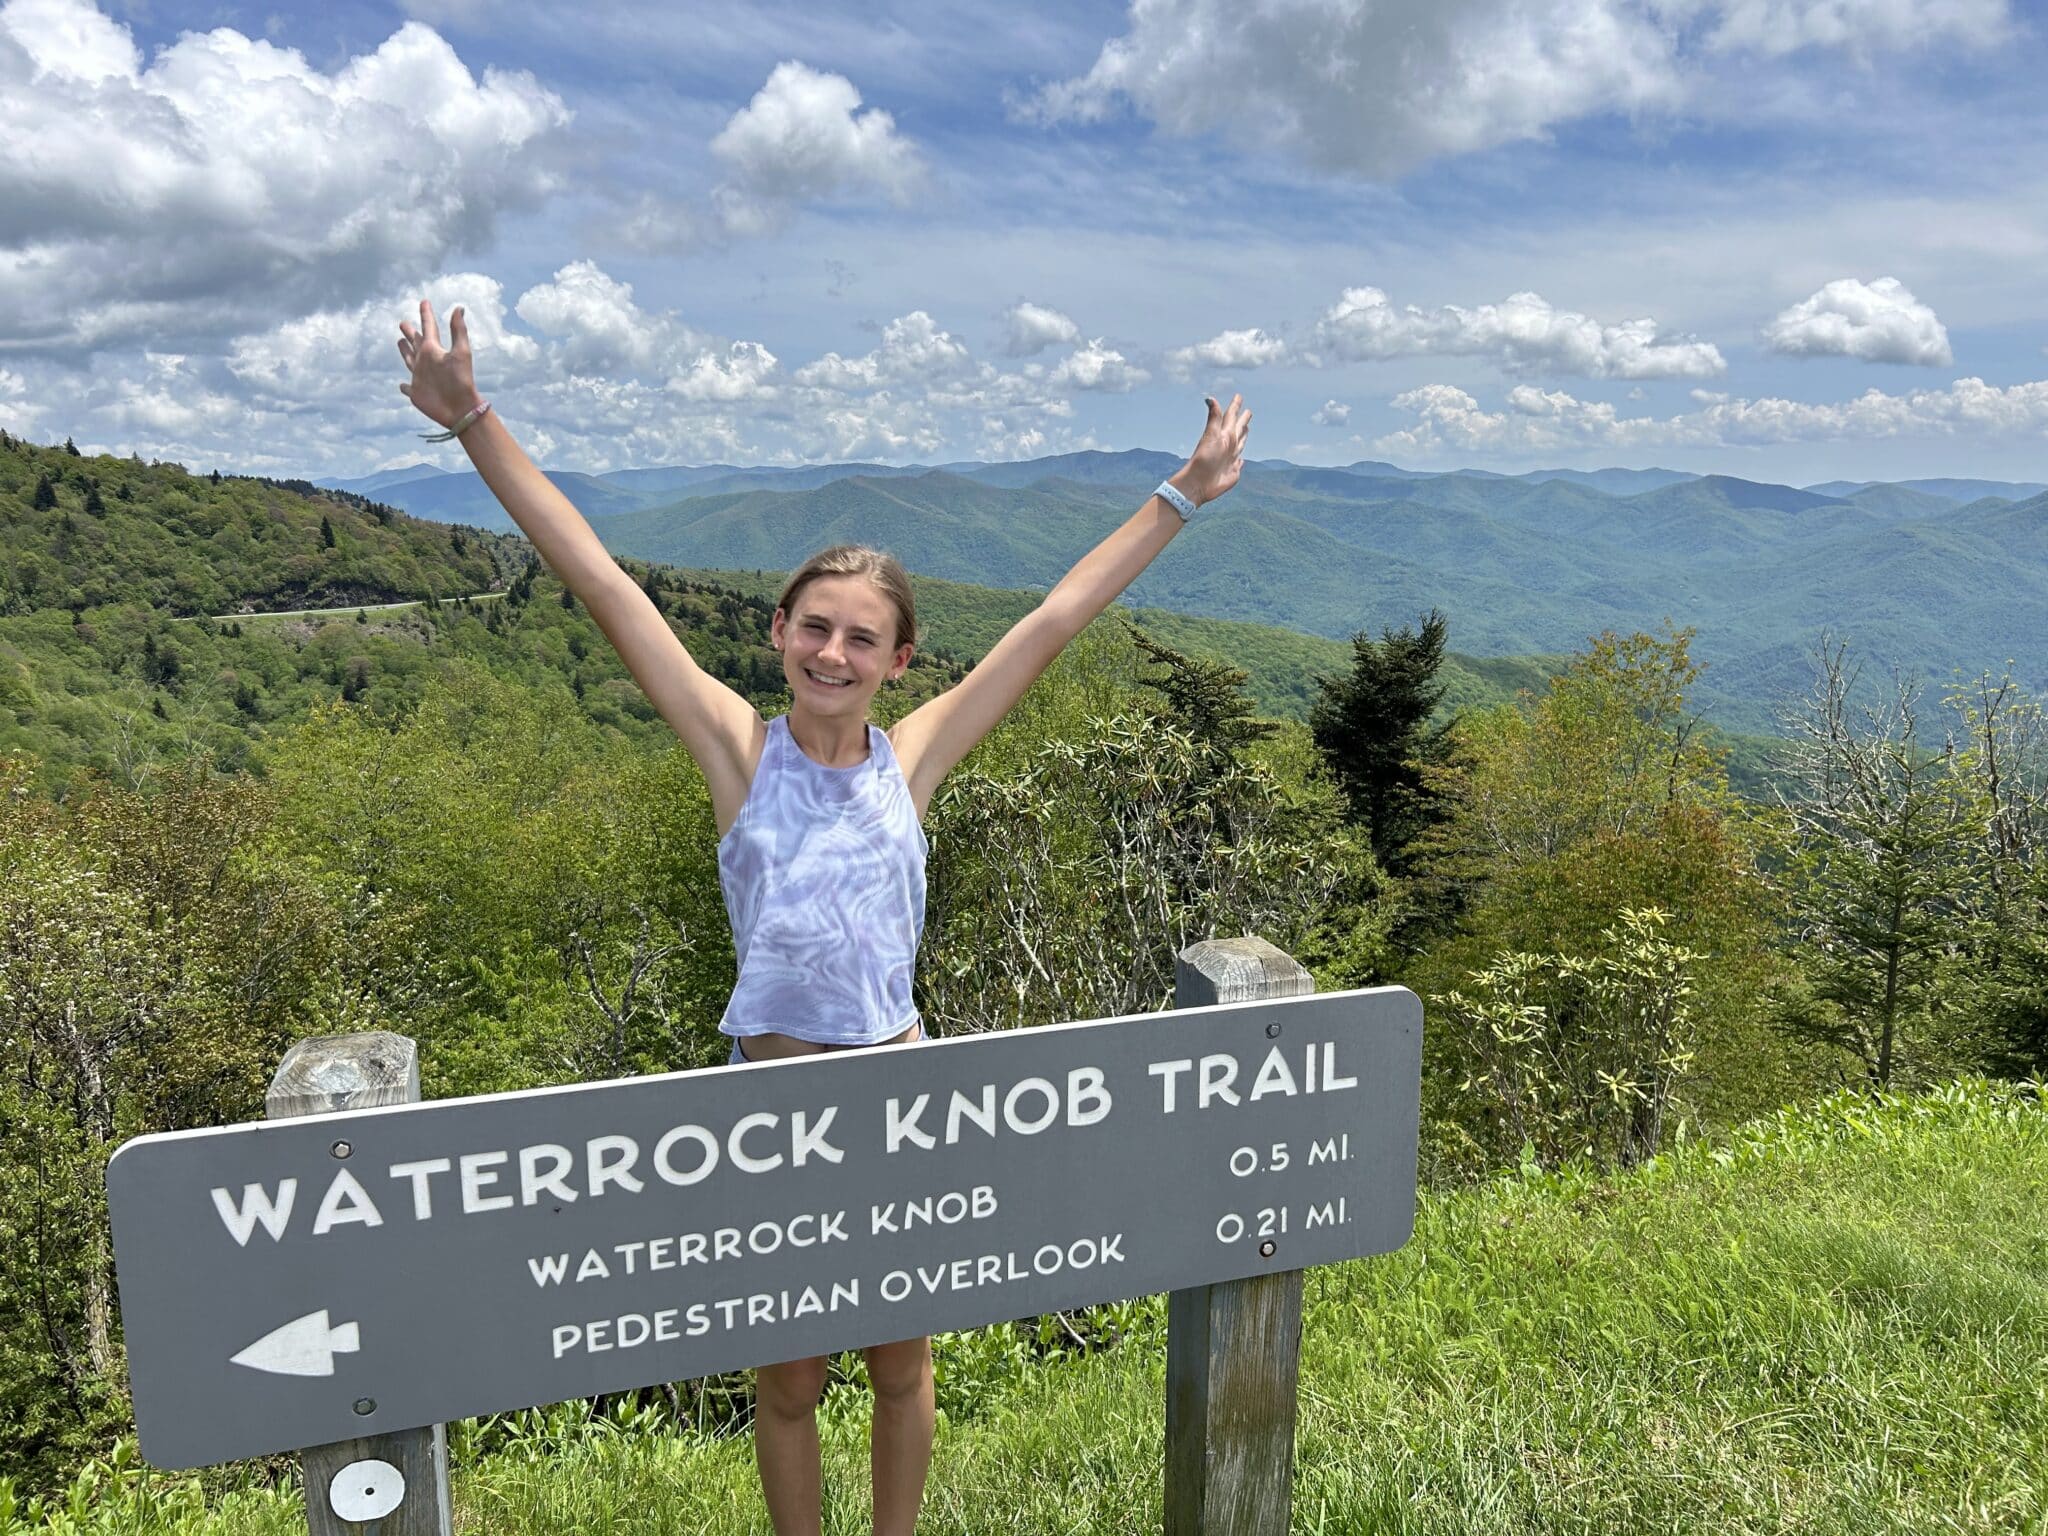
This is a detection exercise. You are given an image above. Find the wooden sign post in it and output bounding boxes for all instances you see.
[1166,937,1315,1535]
[267,1032,452,1536]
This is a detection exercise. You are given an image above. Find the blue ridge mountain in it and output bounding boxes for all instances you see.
[298,449,2046,736]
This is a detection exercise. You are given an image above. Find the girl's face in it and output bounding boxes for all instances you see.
[772,575,913,713]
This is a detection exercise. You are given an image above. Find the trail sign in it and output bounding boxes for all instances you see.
[108,987,1420,1469]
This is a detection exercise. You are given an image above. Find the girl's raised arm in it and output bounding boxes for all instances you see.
[397,300,763,824]
[889,395,1252,813]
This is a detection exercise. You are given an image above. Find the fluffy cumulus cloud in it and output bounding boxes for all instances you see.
[1763,277,1953,366]
[1374,374,2048,460]
[1168,328,1290,377]
[1030,0,2007,177]
[1050,339,1150,393]
[1317,287,1725,379]
[703,61,922,240]
[1004,301,1083,356]
[144,279,1091,471]
[1311,399,1351,426]
[0,0,569,353]
[794,312,975,391]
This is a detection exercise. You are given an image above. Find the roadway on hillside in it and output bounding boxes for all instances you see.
[177,591,507,621]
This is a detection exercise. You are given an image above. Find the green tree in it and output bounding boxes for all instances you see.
[31,474,56,511]
[320,513,336,548]
[1769,640,1982,1087]
[1126,620,1275,767]
[1309,610,1453,874]
[1416,627,1786,1143]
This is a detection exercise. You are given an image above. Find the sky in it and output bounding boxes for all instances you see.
[2,0,2046,484]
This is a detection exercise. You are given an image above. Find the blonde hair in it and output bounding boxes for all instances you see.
[776,545,918,651]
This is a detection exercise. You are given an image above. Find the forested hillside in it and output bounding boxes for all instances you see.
[0,434,1556,791]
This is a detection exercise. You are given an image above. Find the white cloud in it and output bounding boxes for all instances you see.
[1050,339,1149,393]
[668,342,781,404]
[1004,301,1082,356]
[1317,286,1726,379]
[514,261,703,375]
[794,312,975,391]
[0,365,40,435]
[1763,276,1953,366]
[0,1,569,352]
[227,274,541,405]
[1030,0,1680,177]
[1029,0,2006,177]
[1375,374,2048,460]
[1311,399,1351,426]
[1168,327,1290,377]
[702,60,921,239]
[1668,0,2009,56]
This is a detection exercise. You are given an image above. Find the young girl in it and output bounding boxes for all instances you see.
[396,299,1250,1536]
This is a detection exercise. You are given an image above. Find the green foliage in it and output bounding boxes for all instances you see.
[922,623,1352,1031]
[1766,641,1990,1087]
[1414,627,1797,1153]
[1309,608,1454,873]
[1435,907,1703,1169]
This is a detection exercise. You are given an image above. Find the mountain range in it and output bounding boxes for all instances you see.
[316,454,2048,734]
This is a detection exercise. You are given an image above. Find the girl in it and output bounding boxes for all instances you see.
[396,299,1250,1536]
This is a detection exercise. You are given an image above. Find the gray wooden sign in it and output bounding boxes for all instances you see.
[108,987,1421,1469]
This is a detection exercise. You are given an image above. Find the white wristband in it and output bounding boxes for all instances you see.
[1154,480,1197,520]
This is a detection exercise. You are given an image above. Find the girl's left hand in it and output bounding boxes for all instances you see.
[1174,394,1252,507]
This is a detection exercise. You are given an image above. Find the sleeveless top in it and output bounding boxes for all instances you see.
[716,714,929,1045]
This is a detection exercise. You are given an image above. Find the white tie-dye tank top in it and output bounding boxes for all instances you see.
[716,714,929,1045]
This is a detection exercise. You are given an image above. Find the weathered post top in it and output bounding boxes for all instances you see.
[1175,936,1314,1007]
[268,1032,419,1118]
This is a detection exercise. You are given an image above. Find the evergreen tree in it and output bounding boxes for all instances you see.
[63,437,80,456]
[320,514,336,549]
[83,482,104,516]
[1126,621,1274,766]
[1309,610,1453,873]
[32,474,57,511]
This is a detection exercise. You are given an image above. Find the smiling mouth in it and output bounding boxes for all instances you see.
[805,668,854,688]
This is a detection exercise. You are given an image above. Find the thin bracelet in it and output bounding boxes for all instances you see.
[420,400,492,443]
[1154,480,1197,520]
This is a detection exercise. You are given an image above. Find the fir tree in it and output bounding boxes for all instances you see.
[63,436,80,457]
[320,514,336,548]
[32,474,57,510]
[1310,609,1455,874]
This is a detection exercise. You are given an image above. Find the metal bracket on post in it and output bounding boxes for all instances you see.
[1165,937,1314,1536]
[267,1033,453,1536]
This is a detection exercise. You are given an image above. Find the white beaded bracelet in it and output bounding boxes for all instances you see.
[1154,480,1198,520]
[420,400,492,443]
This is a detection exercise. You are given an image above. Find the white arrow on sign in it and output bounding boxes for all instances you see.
[230,1309,361,1377]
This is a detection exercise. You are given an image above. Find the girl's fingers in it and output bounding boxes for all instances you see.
[451,305,468,351]
[399,381,412,398]
[421,299,441,347]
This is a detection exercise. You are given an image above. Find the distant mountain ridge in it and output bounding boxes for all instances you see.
[298,449,2047,735]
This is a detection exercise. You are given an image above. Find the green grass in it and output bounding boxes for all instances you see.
[10,1082,2043,1533]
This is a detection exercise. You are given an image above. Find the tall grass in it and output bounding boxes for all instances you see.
[7,1081,2042,1534]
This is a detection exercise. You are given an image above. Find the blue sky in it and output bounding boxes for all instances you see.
[2,0,2045,483]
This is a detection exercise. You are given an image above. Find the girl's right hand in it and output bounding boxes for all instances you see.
[397,300,484,432]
